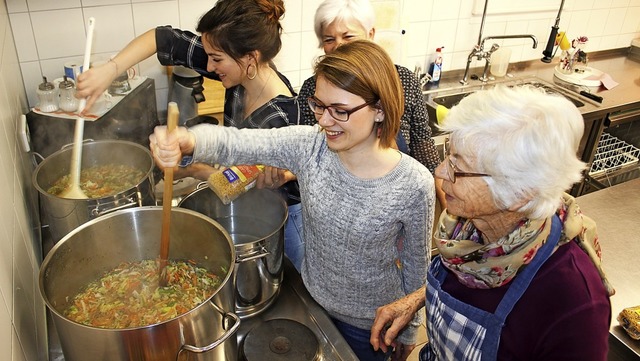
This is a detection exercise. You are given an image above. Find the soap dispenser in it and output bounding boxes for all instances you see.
[428,47,444,85]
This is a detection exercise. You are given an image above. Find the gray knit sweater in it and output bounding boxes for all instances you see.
[190,124,435,344]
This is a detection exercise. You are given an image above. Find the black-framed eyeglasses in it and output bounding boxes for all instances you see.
[307,96,376,122]
[446,156,491,183]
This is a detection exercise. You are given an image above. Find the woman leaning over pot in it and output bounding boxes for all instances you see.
[150,40,435,361]
[370,85,614,360]
[75,0,302,221]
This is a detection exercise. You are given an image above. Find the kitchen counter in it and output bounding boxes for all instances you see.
[424,47,640,196]
[576,178,640,359]
[424,47,640,121]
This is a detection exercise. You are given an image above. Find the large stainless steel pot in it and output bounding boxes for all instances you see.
[179,186,288,318]
[39,207,239,361]
[32,139,156,243]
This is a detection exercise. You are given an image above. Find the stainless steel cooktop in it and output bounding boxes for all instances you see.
[237,260,358,361]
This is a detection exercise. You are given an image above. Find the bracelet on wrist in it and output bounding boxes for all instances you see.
[108,58,119,77]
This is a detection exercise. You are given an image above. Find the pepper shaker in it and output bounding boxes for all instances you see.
[36,76,59,112]
[58,76,78,112]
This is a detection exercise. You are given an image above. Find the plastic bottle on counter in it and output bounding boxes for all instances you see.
[36,76,59,113]
[490,47,512,77]
[428,47,444,85]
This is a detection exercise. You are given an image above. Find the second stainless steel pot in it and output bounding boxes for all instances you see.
[179,186,288,318]
[32,140,156,243]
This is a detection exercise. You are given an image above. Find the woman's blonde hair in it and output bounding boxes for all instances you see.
[314,40,403,148]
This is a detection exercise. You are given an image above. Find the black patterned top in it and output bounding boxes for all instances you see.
[155,25,301,204]
[297,64,440,174]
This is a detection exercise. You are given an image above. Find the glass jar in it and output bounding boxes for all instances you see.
[36,76,59,113]
[58,76,78,112]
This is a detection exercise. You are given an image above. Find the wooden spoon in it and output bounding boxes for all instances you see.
[159,102,180,286]
[59,17,96,199]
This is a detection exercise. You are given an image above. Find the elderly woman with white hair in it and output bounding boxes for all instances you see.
[370,85,614,361]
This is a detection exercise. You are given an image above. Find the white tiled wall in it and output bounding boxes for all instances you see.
[1,0,48,360]
[6,0,640,114]
[1,1,640,360]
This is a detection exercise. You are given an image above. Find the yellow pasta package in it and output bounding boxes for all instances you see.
[617,305,640,340]
[207,165,264,205]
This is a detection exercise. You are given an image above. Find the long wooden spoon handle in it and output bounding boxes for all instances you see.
[159,102,179,278]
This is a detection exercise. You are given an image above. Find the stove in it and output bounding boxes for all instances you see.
[47,259,358,361]
[237,260,359,361]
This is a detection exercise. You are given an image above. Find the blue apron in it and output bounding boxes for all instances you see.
[420,215,562,361]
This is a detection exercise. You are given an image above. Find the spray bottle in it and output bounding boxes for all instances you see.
[428,47,444,85]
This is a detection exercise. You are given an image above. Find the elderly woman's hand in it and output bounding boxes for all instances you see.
[149,126,195,170]
[370,286,426,358]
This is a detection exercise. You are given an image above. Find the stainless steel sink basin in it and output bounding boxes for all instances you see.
[422,76,594,136]
[431,79,585,109]
[432,92,473,109]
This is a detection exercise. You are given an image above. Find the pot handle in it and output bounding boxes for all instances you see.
[236,246,270,263]
[179,303,240,354]
[90,196,141,217]
[195,181,209,190]
[60,138,95,151]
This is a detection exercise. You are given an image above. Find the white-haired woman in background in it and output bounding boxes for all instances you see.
[371,85,614,361]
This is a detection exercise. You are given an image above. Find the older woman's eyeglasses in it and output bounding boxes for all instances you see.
[307,96,376,122]
[446,156,491,183]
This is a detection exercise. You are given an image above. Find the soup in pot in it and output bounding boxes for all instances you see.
[64,259,224,329]
[47,164,145,198]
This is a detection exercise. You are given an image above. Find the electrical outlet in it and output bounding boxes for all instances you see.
[19,114,31,153]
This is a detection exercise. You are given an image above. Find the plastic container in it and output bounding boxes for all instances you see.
[428,47,444,84]
[207,165,265,204]
[490,47,511,77]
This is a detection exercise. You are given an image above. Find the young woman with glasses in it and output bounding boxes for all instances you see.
[276,0,445,274]
[150,40,435,361]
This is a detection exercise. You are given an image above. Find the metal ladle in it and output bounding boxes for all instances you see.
[59,17,95,199]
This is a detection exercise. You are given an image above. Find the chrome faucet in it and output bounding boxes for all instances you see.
[460,0,539,85]
[478,35,538,81]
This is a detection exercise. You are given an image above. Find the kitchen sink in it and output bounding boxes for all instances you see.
[432,92,473,109]
[431,79,585,109]
[423,77,590,136]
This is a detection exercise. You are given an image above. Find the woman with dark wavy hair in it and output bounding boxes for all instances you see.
[76,0,303,236]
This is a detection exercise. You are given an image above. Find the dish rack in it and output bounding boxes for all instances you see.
[588,132,640,188]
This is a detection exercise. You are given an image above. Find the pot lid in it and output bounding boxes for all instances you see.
[172,65,202,78]
[242,319,319,361]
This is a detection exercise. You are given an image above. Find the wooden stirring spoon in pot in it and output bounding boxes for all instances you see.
[60,17,95,199]
[159,102,179,286]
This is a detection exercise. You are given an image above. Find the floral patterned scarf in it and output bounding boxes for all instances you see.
[434,193,615,296]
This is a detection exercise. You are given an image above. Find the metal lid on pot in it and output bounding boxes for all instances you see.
[172,65,201,78]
